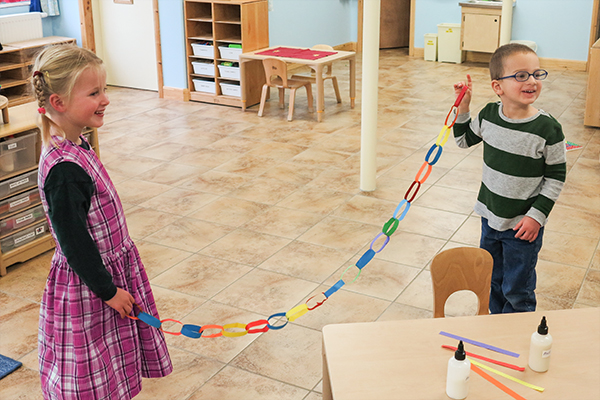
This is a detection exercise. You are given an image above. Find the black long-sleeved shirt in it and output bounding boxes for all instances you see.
[43,141,117,301]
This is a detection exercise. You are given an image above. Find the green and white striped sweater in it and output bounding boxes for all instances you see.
[453,102,566,231]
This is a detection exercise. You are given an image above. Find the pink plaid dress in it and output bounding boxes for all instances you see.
[37,136,172,400]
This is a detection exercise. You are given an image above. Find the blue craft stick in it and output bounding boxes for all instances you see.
[324,279,345,298]
[439,331,520,358]
[356,249,375,269]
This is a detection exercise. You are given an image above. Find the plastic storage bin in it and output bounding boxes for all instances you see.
[0,170,38,199]
[0,188,41,219]
[0,204,46,236]
[218,46,242,60]
[217,65,240,80]
[219,82,241,97]
[1,220,49,253]
[192,78,216,94]
[192,61,215,76]
[424,34,438,61]
[191,43,214,57]
[437,23,464,64]
[0,131,38,179]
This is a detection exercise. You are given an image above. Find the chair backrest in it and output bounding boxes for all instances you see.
[312,44,334,75]
[262,58,289,87]
[430,247,493,318]
[312,44,334,51]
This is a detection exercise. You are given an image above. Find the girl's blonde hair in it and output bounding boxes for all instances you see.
[31,44,104,147]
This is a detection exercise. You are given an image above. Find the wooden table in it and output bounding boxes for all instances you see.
[238,46,356,122]
[322,308,600,400]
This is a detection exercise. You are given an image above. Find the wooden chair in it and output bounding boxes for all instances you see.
[430,247,493,318]
[291,44,342,104]
[0,95,9,124]
[258,58,314,122]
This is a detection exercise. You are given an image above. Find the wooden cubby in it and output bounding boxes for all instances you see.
[0,36,76,107]
[184,0,269,107]
[0,103,99,276]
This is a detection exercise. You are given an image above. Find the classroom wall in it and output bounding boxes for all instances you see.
[414,0,594,61]
[269,0,355,47]
[50,0,82,45]
[1,0,595,90]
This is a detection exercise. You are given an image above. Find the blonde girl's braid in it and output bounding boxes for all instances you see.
[31,44,105,147]
[32,71,55,147]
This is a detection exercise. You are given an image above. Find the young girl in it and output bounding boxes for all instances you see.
[32,45,172,399]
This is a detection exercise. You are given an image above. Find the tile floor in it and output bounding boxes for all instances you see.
[1,49,599,400]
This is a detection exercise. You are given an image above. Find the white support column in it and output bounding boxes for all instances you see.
[499,0,514,46]
[359,0,381,192]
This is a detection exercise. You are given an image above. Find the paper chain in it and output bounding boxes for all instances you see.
[126,87,470,339]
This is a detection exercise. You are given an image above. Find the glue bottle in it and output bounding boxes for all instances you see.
[446,340,470,399]
[528,316,552,372]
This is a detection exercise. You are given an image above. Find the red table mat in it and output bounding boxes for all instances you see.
[256,47,337,60]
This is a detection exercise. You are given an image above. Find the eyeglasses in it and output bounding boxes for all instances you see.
[496,69,548,82]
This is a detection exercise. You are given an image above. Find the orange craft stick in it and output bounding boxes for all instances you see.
[471,364,527,400]
[442,345,525,371]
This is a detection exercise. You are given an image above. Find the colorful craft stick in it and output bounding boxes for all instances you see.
[439,331,520,358]
[471,364,527,400]
[442,345,525,371]
[470,359,544,392]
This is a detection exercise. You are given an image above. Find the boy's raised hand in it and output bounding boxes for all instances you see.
[105,287,136,319]
[513,216,541,243]
[453,74,472,114]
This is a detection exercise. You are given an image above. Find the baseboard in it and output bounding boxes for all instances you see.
[412,47,587,71]
[539,57,587,72]
[163,86,191,101]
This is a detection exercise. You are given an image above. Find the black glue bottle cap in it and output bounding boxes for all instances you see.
[537,316,548,335]
[455,340,466,361]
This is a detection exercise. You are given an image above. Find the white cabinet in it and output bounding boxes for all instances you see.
[460,3,502,53]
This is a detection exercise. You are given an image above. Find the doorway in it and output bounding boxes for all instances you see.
[91,0,158,91]
[357,0,415,55]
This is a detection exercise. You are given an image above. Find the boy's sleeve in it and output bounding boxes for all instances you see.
[453,111,483,148]
[526,122,567,225]
[44,162,118,301]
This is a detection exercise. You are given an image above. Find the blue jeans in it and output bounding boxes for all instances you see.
[480,218,544,314]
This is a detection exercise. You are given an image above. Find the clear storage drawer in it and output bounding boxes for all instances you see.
[0,131,38,179]
[0,220,49,253]
[0,204,46,236]
[0,170,39,199]
[0,188,41,219]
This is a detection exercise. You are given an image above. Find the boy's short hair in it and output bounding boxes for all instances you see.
[489,43,537,80]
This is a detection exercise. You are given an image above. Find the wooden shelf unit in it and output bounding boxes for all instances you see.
[184,0,269,107]
[0,36,76,107]
[0,102,99,276]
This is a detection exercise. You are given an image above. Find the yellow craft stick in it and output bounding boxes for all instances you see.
[469,359,544,392]
[286,304,309,322]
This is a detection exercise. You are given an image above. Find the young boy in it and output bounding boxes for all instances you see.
[452,43,567,314]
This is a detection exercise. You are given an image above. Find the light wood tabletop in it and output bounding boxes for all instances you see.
[322,307,600,400]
